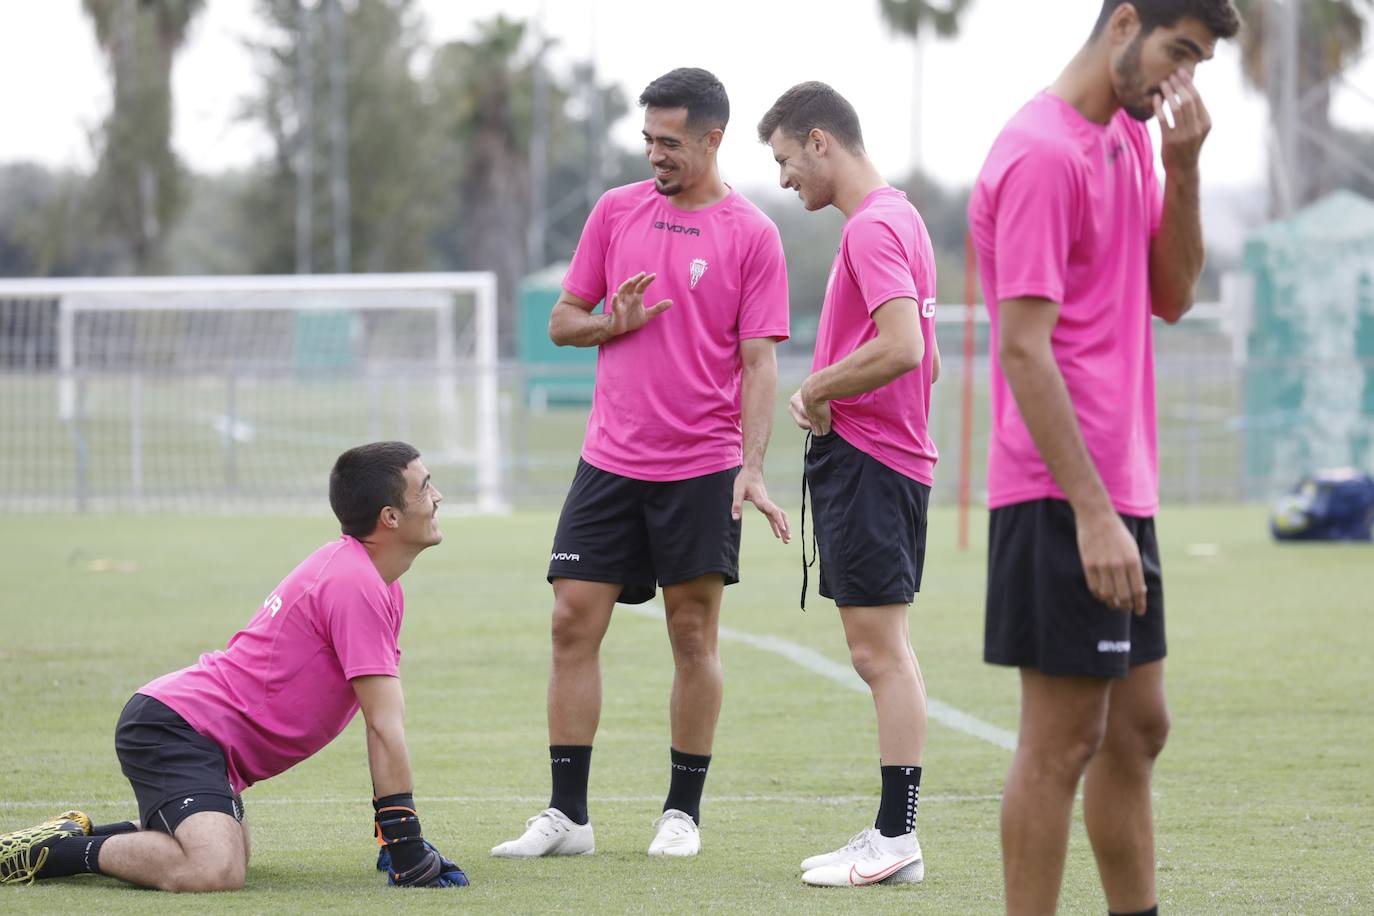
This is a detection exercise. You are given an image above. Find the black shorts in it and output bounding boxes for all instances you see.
[115,693,245,834]
[547,460,742,604]
[984,498,1167,678]
[805,432,930,607]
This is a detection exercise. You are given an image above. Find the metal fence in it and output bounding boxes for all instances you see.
[503,309,1309,510]
[4,298,1367,513]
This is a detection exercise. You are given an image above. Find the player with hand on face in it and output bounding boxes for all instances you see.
[0,442,465,892]
[491,67,790,862]
[967,2,1240,913]
[759,81,941,888]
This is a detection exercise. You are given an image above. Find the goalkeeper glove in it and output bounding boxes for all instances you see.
[373,794,469,888]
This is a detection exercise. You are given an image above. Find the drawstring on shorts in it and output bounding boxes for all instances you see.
[800,432,818,611]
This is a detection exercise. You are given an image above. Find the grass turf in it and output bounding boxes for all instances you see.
[0,505,1370,912]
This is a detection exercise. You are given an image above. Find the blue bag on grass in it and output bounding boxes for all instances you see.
[1270,469,1374,542]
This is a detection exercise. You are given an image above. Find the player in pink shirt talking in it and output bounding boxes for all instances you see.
[759,81,940,888]
[491,68,790,861]
[0,442,465,891]
[968,2,1240,913]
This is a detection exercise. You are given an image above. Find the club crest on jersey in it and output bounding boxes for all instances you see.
[689,258,708,289]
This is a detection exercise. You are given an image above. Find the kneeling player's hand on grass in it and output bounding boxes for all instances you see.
[376,839,469,887]
[375,794,469,888]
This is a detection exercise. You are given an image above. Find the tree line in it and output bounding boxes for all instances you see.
[1,0,1370,350]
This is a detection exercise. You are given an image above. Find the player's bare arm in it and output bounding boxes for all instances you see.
[931,335,942,384]
[353,674,414,795]
[1150,68,1210,322]
[998,297,1147,615]
[353,674,462,887]
[734,336,790,543]
[548,273,672,348]
[790,297,924,435]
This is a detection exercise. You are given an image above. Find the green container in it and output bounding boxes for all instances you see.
[518,263,596,409]
[1242,191,1374,496]
[293,310,357,373]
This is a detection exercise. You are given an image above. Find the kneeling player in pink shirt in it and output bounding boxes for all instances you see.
[0,442,465,891]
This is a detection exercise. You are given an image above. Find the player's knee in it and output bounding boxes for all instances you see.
[665,616,716,665]
[847,641,907,686]
[1065,727,1107,775]
[1023,720,1106,781]
[1133,706,1171,760]
[1102,703,1170,763]
[549,603,599,654]
[208,852,247,892]
[166,859,245,893]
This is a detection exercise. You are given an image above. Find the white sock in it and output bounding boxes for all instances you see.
[873,829,918,855]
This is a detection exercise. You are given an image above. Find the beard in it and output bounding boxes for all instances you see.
[1113,35,1157,122]
[652,169,684,196]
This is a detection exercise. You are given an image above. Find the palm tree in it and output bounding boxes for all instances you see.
[430,16,532,351]
[877,0,974,182]
[81,0,205,272]
[1233,0,1373,214]
[877,0,972,37]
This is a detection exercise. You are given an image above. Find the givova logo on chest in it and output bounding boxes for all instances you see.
[653,220,701,236]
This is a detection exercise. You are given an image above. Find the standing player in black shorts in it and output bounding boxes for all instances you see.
[968,2,1240,913]
[759,82,941,888]
[491,68,790,860]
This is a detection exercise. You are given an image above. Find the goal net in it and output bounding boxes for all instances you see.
[0,273,505,514]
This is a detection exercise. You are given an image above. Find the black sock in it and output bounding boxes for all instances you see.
[1109,908,1158,916]
[91,821,138,837]
[876,764,922,838]
[549,745,593,825]
[663,748,711,825]
[37,835,107,878]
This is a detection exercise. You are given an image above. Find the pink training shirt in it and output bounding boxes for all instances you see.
[968,91,1164,517]
[813,186,939,485]
[142,536,403,793]
[563,179,790,481]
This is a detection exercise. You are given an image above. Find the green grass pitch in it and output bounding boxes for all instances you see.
[1,506,1371,912]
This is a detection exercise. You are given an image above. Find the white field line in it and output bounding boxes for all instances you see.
[0,794,1003,812]
[626,604,1018,752]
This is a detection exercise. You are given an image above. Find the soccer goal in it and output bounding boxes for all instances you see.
[0,273,506,514]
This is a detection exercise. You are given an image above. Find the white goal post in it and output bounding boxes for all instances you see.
[0,273,506,514]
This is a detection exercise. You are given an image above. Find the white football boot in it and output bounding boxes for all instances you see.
[490,808,595,857]
[800,827,878,872]
[801,829,923,887]
[647,809,700,857]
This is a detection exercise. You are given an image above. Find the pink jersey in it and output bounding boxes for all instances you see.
[969,92,1164,516]
[141,536,403,792]
[563,180,790,481]
[813,186,939,485]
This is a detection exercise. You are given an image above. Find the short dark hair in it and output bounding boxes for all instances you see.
[1092,0,1241,40]
[329,441,419,539]
[756,81,865,154]
[637,68,730,131]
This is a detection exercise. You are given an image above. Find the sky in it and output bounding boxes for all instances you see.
[2,0,1372,200]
